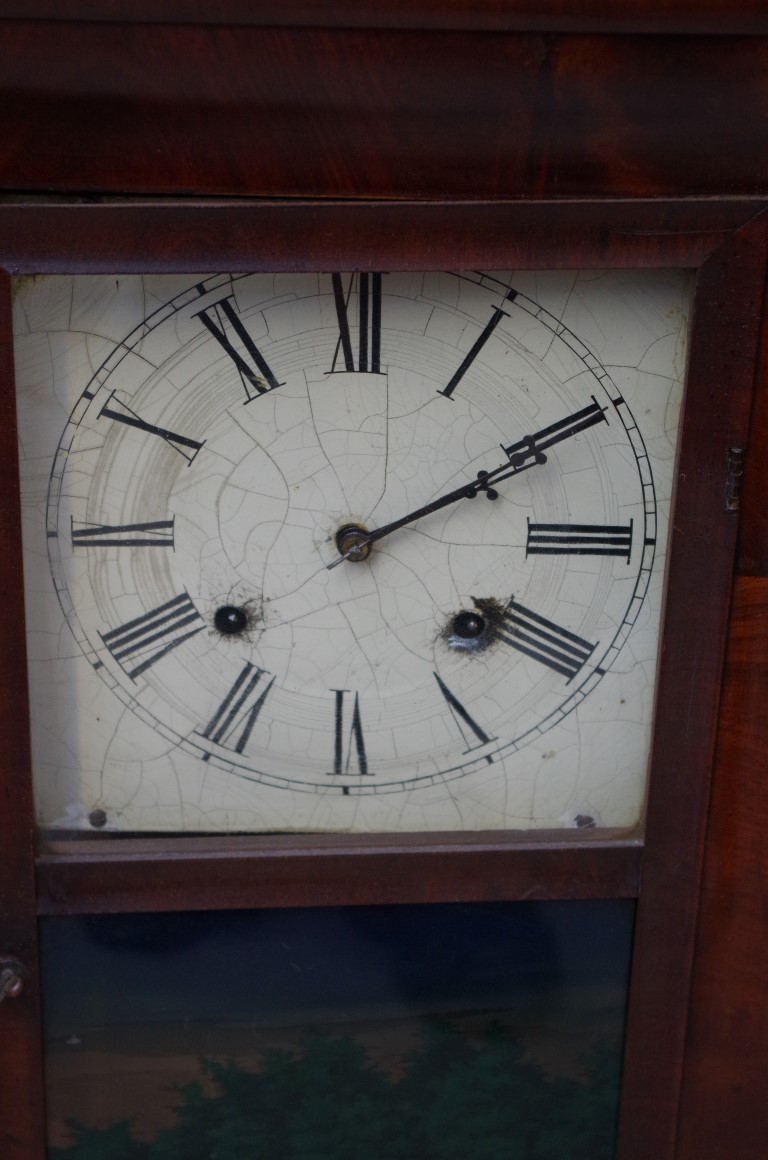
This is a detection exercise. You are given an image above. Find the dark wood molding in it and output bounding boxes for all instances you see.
[1,26,768,200]
[0,197,764,274]
[677,577,768,1159]
[0,270,47,1160]
[35,832,642,916]
[617,218,768,1160]
[2,2,768,35]
[1,200,763,1159]
[737,259,768,577]
[676,228,768,1158]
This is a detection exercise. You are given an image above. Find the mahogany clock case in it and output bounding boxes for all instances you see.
[1,7,768,1160]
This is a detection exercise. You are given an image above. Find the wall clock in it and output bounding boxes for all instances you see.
[1,9,768,1160]
[13,268,687,834]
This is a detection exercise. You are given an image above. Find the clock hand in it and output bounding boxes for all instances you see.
[326,397,607,568]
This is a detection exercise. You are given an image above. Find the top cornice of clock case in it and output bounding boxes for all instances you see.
[3,1,768,35]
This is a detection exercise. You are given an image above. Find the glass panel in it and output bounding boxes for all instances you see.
[13,271,691,835]
[42,900,633,1159]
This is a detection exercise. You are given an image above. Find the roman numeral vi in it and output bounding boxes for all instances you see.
[329,689,369,776]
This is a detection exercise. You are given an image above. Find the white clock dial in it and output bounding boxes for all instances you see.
[14,271,689,833]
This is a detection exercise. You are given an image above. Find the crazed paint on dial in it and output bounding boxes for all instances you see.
[13,271,690,833]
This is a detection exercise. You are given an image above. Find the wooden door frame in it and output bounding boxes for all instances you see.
[0,196,766,1159]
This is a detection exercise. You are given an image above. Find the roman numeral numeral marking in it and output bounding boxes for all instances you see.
[438,291,516,400]
[99,592,204,680]
[193,291,283,402]
[71,518,175,549]
[433,672,495,760]
[200,662,275,756]
[330,273,383,373]
[499,599,596,682]
[526,520,633,562]
[329,689,369,776]
[99,393,204,464]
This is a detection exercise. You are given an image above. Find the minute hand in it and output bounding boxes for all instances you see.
[501,397,607,465]
[326,398,607,568]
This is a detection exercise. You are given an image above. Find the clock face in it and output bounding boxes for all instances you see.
[13,271,689,833]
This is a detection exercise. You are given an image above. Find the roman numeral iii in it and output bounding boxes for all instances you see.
[99,592,204,680]
[193,291,284,403]
[526,520,633,562]
[330,273,383,374]
[498,599,596,682]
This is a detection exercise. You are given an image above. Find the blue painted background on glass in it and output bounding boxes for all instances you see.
[42,900,634,1159]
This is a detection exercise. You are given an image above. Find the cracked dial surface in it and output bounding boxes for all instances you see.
[14,271,689,833]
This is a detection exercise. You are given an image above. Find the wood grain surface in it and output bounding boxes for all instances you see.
[3,1,768,34]
[0,25,767,199]
[677,577,768,1159]
[35,832,642,915]
[616,216,768,1160]
[0,198,762,274]
[0,271,47,1160]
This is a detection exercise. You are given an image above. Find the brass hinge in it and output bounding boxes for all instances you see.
[725,447,745,512]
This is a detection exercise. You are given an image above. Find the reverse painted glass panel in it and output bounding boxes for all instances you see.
[42,900,633,1159]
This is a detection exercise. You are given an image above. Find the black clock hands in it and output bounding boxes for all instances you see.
[327,398,607,568]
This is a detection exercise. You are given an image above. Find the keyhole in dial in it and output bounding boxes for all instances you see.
[452,610,487,639]
[214,605,249,635]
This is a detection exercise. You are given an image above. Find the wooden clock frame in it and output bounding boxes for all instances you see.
[1,10,767,1160]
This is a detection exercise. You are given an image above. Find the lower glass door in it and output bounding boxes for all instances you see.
[42,900,633,1159]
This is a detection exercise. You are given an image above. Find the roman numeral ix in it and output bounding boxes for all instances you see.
[498,599,596,682]
[193,291,284,403]
[200,662,275,756]
[99,592,204,680]
[438,290,516,400]
[526,520,633,562]
[330,273,383,374]
[71,518,175,549]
